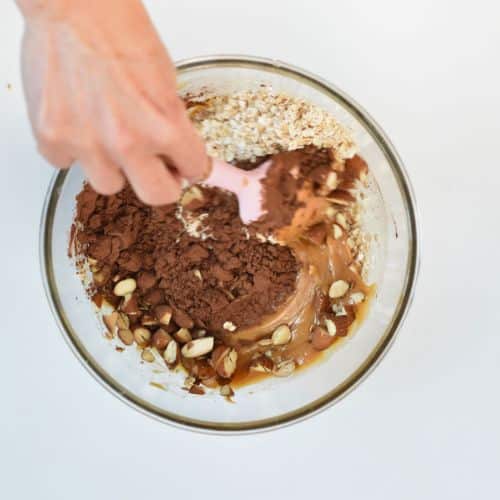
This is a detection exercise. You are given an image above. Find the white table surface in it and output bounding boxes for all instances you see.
[1,1,499,498]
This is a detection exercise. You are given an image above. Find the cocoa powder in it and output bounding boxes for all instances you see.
[75,180,299,333]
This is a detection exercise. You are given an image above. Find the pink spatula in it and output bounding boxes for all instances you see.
[200,158,272,224]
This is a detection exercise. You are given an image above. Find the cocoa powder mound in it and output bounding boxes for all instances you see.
[75,182,299,332]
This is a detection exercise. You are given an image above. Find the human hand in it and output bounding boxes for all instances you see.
[17,0,207,204]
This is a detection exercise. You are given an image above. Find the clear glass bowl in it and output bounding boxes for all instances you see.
[40,55,419,434]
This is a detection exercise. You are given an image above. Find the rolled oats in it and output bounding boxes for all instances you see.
[188,89,356,162]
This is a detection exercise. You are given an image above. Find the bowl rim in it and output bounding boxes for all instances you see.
[39,54,420,435]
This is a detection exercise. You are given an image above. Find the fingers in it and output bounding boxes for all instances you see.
[122,155,181,205]
[37,141,74,169]
[152,99,209,182]
[81,152,125,195]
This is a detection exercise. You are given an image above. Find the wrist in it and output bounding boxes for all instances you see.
[17,0,145,23]
[17,0,157,55]
[16,0,68,20]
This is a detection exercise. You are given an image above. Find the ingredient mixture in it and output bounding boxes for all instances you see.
[71,89,372,397]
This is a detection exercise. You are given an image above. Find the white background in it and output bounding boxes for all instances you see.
[1,1,499,498]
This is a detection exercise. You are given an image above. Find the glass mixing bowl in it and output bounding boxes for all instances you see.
[40,55,419,434]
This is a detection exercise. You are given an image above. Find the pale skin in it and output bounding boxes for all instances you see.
[16,0,208,204]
